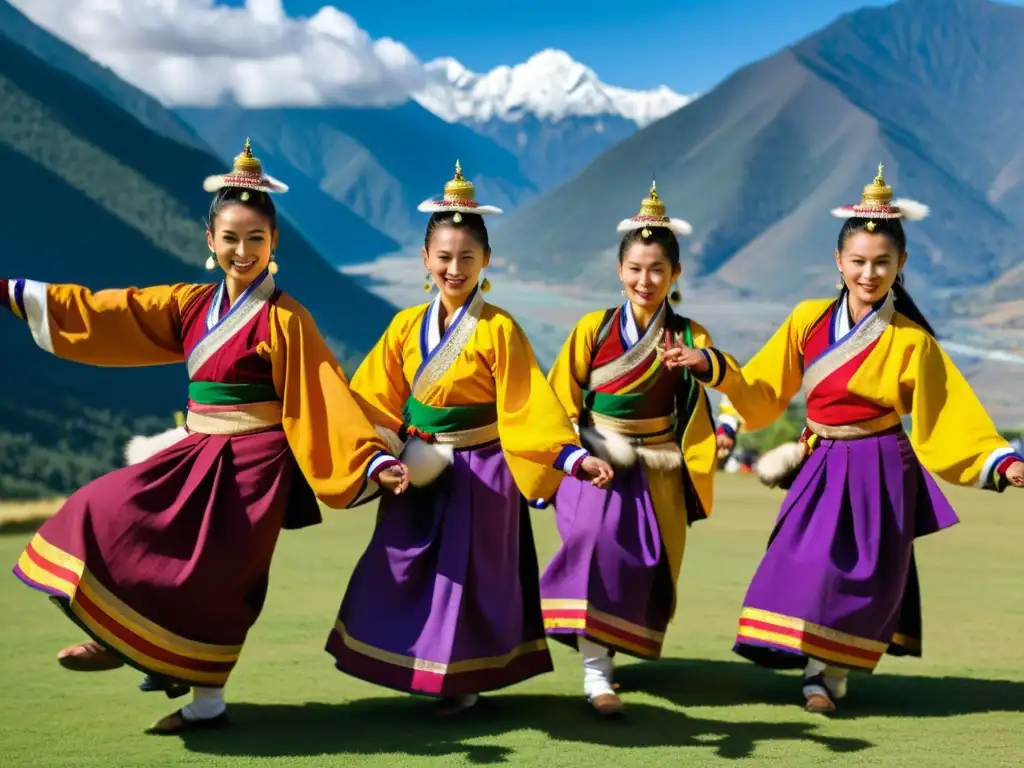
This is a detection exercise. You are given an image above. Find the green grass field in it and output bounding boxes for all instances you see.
[1,474,1022,766]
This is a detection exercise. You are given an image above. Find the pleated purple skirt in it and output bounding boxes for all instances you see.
[326,441,553,696]
[734,430,958,672]
[539,464,675,659]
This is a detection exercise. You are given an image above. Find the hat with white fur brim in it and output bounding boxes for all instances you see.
[830,163,929,222]
[202,138,289,195]
[418,160,503,218]
[617,181,693,237]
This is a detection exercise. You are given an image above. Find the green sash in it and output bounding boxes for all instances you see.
[188,381,279,406]
[403,398,497,433]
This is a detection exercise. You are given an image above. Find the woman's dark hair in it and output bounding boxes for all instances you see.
[424,212,490,252]
[617,226,680,270]
[837,217,935,337]
[207,187,278,231]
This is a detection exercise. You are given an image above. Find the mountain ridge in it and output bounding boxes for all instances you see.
[0,8,397,497]
[488,0,1024,308]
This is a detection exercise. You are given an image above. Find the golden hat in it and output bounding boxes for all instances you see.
[203,138,288,194]
[830,163,929,221]
[417,160,503,216]
[616,181,692,237]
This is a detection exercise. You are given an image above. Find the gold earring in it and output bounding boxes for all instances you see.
[835,272,844,291]
[669,286,681,304]
[268,259,279,275]
[481,275,491,293]
[423,272,433,292]
[205,255,217,270]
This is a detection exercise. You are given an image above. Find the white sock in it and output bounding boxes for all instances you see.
[804,658,848,700]
[579,636,614,699]
[181,686,226,721]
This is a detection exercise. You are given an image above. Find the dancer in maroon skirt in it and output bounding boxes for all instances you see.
[3,140,408,734]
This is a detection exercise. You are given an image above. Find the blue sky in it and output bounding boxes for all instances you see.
[218,0,1019,93]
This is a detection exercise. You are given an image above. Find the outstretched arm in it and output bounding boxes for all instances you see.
[661,307,810,433]
[1,278,209,366]
[898,334,1023,491]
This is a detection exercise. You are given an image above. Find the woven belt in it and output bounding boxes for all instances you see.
[586,412,676,446]
[428,422,500,449]
[806,411,902,440]
[186,401,283,436]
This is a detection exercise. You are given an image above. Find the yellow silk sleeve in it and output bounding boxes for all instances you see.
[12,280,207,366]
[897,327,1015,488]
[679,318,721,517]
[710,300,830,433]
[490,313,583,499]
[546,311,603,423]
[349,315,414,434]
[270,296,397,509]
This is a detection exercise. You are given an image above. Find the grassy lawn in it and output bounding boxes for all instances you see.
[0,473,1021,766]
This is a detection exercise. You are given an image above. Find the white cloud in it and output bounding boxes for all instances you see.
[7,0,426,107]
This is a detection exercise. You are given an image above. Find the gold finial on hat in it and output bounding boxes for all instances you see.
[638,180,666,220]
[860,162,892,207]
[233,137,262,175]
[443,158,475,202]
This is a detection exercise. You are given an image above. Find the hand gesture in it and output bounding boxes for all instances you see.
[658,330,709,373]
[716,431,736,459]
[1006,460,1024,488]
[577,456,614,489]
[377,463,410,495]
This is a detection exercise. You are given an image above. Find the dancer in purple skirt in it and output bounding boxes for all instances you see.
[539,183,728,716]
[667,165,1024,714]
[325,162,614,717]
[3,141,408,734]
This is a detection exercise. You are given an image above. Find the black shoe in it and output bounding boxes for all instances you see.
[140,674,190,699]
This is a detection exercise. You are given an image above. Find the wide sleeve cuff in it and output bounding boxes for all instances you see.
[996,455,1022,476]
[691,347,727,387]
[555,444,589,476]
[979,447,1023,492]
[1,278,25,319]
[367,451,401,481]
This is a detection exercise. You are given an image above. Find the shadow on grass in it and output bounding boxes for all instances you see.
[616,658,1024,720]
[0,516,50,536]
[178,693,871,762]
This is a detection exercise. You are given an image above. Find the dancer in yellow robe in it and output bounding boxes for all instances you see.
[325,161,613,716]
[665,165,1023,713]
[538,182,725,716]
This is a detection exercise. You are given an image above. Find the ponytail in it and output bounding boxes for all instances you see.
[892,274,936,337]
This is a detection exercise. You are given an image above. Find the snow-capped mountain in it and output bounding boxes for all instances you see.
[415,50,695,189]
[416,49,692,127]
